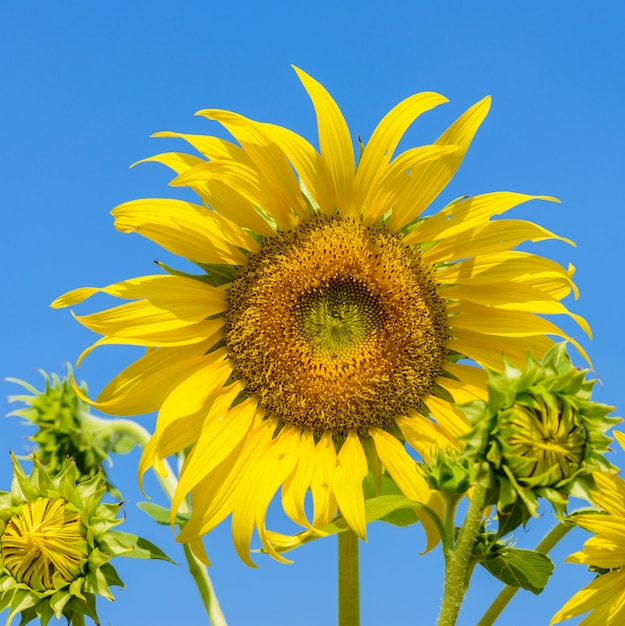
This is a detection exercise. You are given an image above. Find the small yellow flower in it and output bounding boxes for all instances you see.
[52,68,587,564]
[551,432,625,625]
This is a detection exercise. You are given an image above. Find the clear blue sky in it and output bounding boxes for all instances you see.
[2,2,624,624]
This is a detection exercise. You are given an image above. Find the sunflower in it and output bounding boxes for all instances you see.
[52,68,587,565]
[551,448,625,625]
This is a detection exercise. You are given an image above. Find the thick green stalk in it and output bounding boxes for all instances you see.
[477,518,574,626]
[105,417,227,625]
[338,530,360,626]
[437,483,488,626]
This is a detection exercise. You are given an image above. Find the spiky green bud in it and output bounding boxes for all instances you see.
[460,343,619,522]
[6,369,137,496]
[0,456,173,626]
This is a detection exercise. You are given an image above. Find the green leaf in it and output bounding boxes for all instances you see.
[480,548,554,594]
[137,501,191,526]
[107,531,176,563]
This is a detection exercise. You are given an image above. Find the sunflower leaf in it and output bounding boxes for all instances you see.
[480,548,554,594]
[108,531,176,563]
[137,501,191,526]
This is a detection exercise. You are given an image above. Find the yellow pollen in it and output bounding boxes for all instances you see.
[0,498,88,592]
[224,217,448,437]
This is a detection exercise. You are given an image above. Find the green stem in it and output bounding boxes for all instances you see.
[338,530,360,626]
[437,482,488,626]
[104,417,227,625]
[442,493,462,556]
[183,543,228,626]
[476,518,574,626]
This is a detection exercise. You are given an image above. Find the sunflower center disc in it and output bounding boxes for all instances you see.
[224,217,449,436]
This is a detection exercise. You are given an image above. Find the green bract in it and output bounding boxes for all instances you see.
[420,446,476,496]
[0,456,172,626]
[460,343,619,522]
[7,370,136,496]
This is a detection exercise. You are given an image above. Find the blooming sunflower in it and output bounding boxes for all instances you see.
[52,68,588,565]
[551,436,625,625]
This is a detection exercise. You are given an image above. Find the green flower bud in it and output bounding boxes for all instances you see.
[7,369,137,496]
[420,445,476,496]
[460,343,619,520]
[0,456,172,626]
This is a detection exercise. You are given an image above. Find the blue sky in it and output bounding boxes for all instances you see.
[2,2,624,624]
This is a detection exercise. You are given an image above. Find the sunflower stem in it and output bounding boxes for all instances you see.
[437,482,488,626]
[476,518,575,626]
[338,529,360,626]
[183,543,228,626]
[442,493,462,555]
[105,417,227,626]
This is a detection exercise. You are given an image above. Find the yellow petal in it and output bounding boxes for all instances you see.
[311,431,339,528]
[405,192,556,246]
[252,121,336,216]
[294,67,355,217]
[133,151,205,175]
[370,428,431,502]
[396,413,461,463]
[195,109,304,225]
[437,251,579,300]
[445,282,591,338]
[423,395,470,442]
[362,145,461,224]
[550,569,625,625]
[355,91,448,213]
[449,303,590,363]
[423,219,572,264]
[437,375,488,404]
[154,362,237,460]
[282,429,316,528]
[75,319,223,365]
[171,397,258,522]
[231,426,300,566]
[388,95,491,232]
[91,340,217,416]
[370,428,441,552]
[332,431,368,540]
[150,131,251,162]
[178,417,276,543]
[111,198,252,263]
[450,327,555,370]
[440,363,489,402]
[591,473,625,518]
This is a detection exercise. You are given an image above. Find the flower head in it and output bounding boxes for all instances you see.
[52,68,587,564]
[0,456,152,626]
[461,343,617,520]
[551,435,625,625]
[7,370,136,496]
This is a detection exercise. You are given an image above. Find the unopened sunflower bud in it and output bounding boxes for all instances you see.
[6,369,136,496]
[460,343,618,519]
[420,446,476,495]
[0,455,172,626]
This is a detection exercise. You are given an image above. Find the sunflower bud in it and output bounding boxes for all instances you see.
[0,455,172,626]
[7,369,136,496]
[461,343,618,521]
[420,445,476,496]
